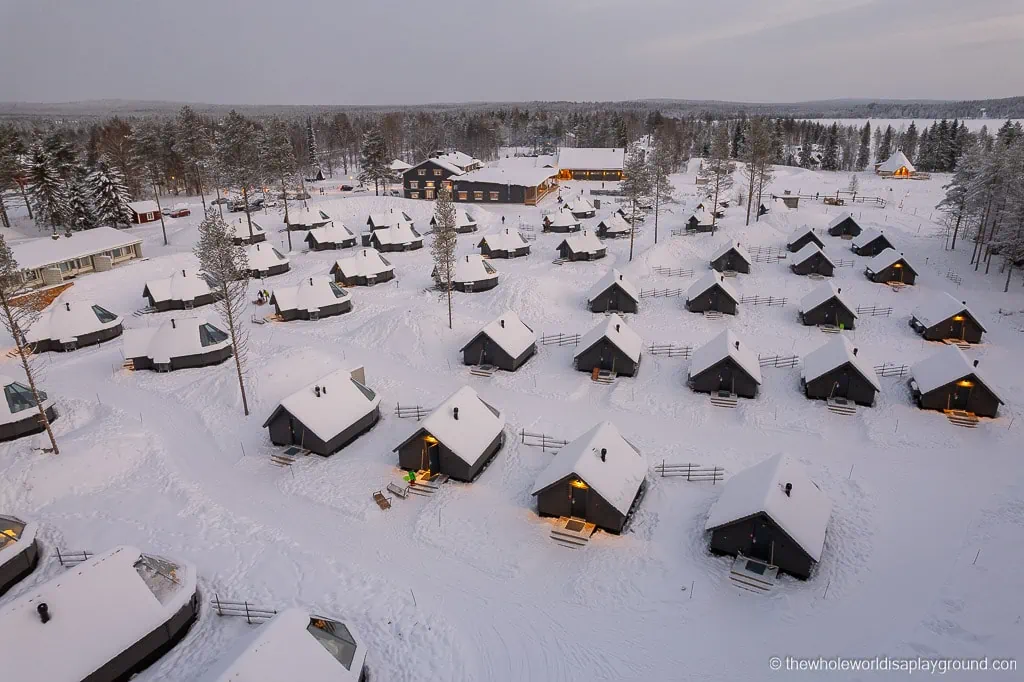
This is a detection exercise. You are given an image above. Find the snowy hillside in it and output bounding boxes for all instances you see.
[1,166,1022,681]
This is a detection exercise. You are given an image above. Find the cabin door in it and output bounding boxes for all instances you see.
[748,517,774,562]
[718,363,734,393]
[422,439,441,473]
[479,339,491,366]
[288,417,299,445]
[952,318,965,340]
[834,370,851,399]
[569,483,588,519]
[950,384,972,411]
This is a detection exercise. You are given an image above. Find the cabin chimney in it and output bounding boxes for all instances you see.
[962,301,966,305]
[600,448,607,462]
[171,319,176,329]
[309,277,313,286]
[37,603,50,624]
[500,319,505,328]
[615,324,620,332]
[65,302,70,311]
[837,287,841,294]
[784,483,792,497]
[735,340,740,350]
[618,274,623,280]
[973,359,979,367]
[182,269,186,277]
[315,385,321,397]
[853,347,858,356]
[453,407,459,420]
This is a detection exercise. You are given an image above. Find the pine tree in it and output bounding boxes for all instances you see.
[430,187,458,329]
[621,145,652,259]
[799,142,816,169]
[305,116,319,172]
[731,117,748,159]
[0,125,27,227]
[173,105,214,215]
[648,141,675,244]
[263,118,298,251]
[88,155,135,228]
[903,122,919,162]
[24,141,68,232]
[358,125,391,196]
[698,125,734,234]
[215,110,264,240]
[856,123,871,171]
[820,124,840,171]
[65,172,97,231]
[878,125,894,163]
[130,120,170,245]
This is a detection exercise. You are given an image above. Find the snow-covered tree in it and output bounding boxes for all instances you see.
[172,105,214,215]
[305,116,319,173]
[65,173,97,231]
[698,124,734,234]
[215,110,264,240]
[820,124,840,171]
[0,234,59,454]
[24,140,68,232]
[130,121,170,245]
[358,125,391,196]
[88,155,135,228]
[799,142,816,169]
[263,117,298,251]
[621,145,652,260]
[847,174,859,196]
[0,125,27,227]
[877,125,894,164]
[648,141,675,244]
[430,187,458,329]
[193,214,251,416]
[855,123,871,171]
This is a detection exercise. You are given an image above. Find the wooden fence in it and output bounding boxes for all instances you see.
[654,462,724,483]
[758,354,800,368]
[739,295,787,307]
[873,363,909,378]
[538,332,580,347]
[653,266,694,278]
[834,258,855,268]
[56,548,92,567]
[752,253,788,264]
[946,270,963,286]
[647,343,693,358]
[395,403,430,420]
[520,430,568,452]
[211,595,278,623]
[856,305,893,317]
[640,288,685,299]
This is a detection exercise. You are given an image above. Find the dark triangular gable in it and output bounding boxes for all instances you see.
[707,511,817,564]
[694,281,738,305]
[691,355,757,385]
[808,295,854,319]
[596,281,639,304]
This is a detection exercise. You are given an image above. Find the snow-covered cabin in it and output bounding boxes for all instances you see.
[687,330,761,399]
[787,226,825,253]
[864,249,917,285]
[709,241,752,274]
[851,229,894,257]
[706,454,831,579]
[127,200,161,224]
[910,292,986,344]
[798,282,857,329]
[331,249,395,287]
[430,149,483,172]
[26,298,123,352]
[389,158,413,174]
[909,346,1003,418]
[685,271,739,315]
[543,208,582,233]
[286,208,332,231]
[573,314,642,377]
[587,269,639,314]
[801,336,880,406]
[430,209,478,234]
[123,317,232,372]
[531,422,647,534]
[199,608,367,682]
[556,230,606,261]
[246,243,291,278]
[595,214,632,239]
[790,243,835,277]
[826,212,863,238]
[449,167,558,205]
[565,195,596,219]
[695,200,726,219]
[0,514,39,597]
[13,227,143,289]
[403,157,466,199]
[686,207,715,232]
[231,217,267,245]
[304,223,357,251]
[143,269,218,311]
[0,545,199,682]
[556,147,625,181]
[393,386,505,482]
[270,277,353,321]
[461,311,537,372]
[434,254,499,293]
[263,368,380,456]
[366,210,413,231]
[876,150,917,178]
[477,229,531,259]
[364,222,423,252]
[0,374,58,443]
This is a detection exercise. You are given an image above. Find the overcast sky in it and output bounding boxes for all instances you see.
[2,0,1022,105]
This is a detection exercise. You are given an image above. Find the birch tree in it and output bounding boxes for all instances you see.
[194,214,251,416]
[431,187,458,329]
[216,110,264,241]
[0,235,59,453]
[173,105,214,216]
[263,118,298,251]
[620,145,651,260]
[648,142,674,244]
[130,121,170,245]
[698,124,734,233]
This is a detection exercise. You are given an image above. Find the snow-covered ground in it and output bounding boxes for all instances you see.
[1,161,1022,681]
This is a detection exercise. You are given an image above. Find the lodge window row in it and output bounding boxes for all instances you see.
[416,169,446,177]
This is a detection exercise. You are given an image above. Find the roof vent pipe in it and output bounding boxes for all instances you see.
[853,348,858,356]
[65,302,70,311]
[973,359,979,367]
[37,603,50,624]
[600,448,607,462]
[453,407,459,420]
[837,287,841,294]
[500,319,505,328]
[735,340,740,350]
[182,269,186,277]
[615,324,620,332]
[784,483,792,497]
[171,319,176,329]
[315,386,321,397]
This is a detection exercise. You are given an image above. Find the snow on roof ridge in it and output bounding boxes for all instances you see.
[561,230,604,253]
[689,329,762,384]
[912,292,985,331]
[409,386,505,466]
[587,268,639,304]
[271,277,349,314]
[574,313,642,363]
[911,345,1003,401]
[851,228,887,248]
[333,248,394,278]
[792,242,834,266]
[801,336,881,391]
[866,248,915,272]
[826,212,857,229]
[687,270,739,302]
[798,281,856,317]
[479,229,528,251]
[466,310,535,358]
[268,368,379,443]
[709,240,752,265]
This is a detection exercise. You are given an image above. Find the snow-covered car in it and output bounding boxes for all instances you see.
[166,205,191,218]
[210,197,229,206]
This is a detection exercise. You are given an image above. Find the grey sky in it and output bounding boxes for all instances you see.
[2,0,1022,105]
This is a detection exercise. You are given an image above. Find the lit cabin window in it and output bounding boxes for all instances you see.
[410,192,420,199]
[134,554,183,604]
[433,169,443,176]
[199,324,229,346]
[489,192,499,201]
[92,305,119,323]
[458,192,468,200]
[0,515,26,549]
[473,191,483,201]
[4,382,44,414]
[417,169,426,176]
[307,617,358,670]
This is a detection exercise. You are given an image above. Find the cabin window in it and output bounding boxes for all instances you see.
[4,382,43,414]
[328,282,348,299]
[433,169,443,176]
[0,516,27,549]
[410,192,420,199]
[417,169,426,176]
[425,181,435,189]
[91,305,119,323]
[425,190,435,200]
[145,212,154,220]
[409,181,419,189]
[489,192,499,201]
[442,181,452,190]
[458,192,468,200]
[199,323,229,346]
[473,191,484,201]
[134,554,183,604]
[307,617,358,670]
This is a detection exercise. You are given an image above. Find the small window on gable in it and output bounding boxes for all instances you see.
[199,323,229,346]
[417,169,426,176]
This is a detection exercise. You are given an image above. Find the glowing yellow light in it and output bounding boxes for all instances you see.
[570,479,589,489]
[953,315,965,322]
[957,380,974,388]
[423,435,438,445]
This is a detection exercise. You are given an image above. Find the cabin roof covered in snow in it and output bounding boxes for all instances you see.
[372,222,421,246]
[557,147,625,171]
[710,240,752,266]
[852,228,889,249]
[453,167,557,187]
[911,345,1003,401]
[687,271,739,303]
[575,313,642,363]
[389,158,413,171]
[27,297,122,344]
[271,277,350,314]
[801,336,881,390]
[546,208,580,228]
[232,218,266,239]
[877,150,916,173]
[396,386,505,465]
[798,282,856,316]
[559,230,604,254]
[705,454,832,561]
[0,373,55,425]
[432,209,476,229]
[588,268,639,304]
[479,228,529,251]
[127,200,159,214]
[446,254,498,284]
[123,316,230,363]
[567,195,595,213]
[597,214,632,234]
[689,329,762,384]
[689,207,714,225]
[463,310,536,358]
[827,212,859,230]
[866,248,916,273]
[11,227,142,271]
[333,249,393,278]
[495,154,556,169]
[143,270,213,304]
[0,545,197,682]
[247,243,290,269]
[912,292,986,331]
[306,223,355,244]
[265,368,379,443]
[433,150,481,170]
[416,157,465,176]
[287,208,331,227]
[531,422,646,516]
[368,210,412,229]
[200,608,365,682]
[792,243,834,267]
[788,225,821,245]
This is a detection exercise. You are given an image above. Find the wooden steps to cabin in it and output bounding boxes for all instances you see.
[703,310,724,321]
[406,471,449,496]
[818,324,841,334]
[729,555,777,593]
[470,364,497,378]
[122,359,135,371]
[943,339,972,351]
[945,410,979,428]
[827,397,857,416]
[807,273,826,281]
[721,270,738,278]
[709,391,739,409]
[591,368,616,384]
[549,517,596,549]
[132,306,157,317]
